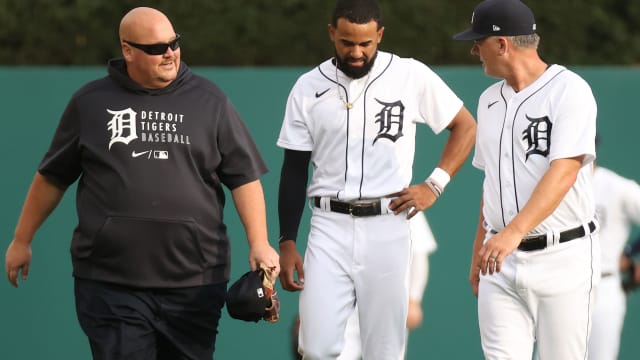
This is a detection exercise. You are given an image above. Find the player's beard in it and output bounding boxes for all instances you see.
[335,51,377,79]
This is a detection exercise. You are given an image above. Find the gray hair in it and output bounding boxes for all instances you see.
[509,33,540,49]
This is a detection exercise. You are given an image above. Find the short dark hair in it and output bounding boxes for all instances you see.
[331,0,382,28]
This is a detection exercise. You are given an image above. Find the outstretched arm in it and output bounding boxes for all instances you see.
[5,172,66,287]
[278,149,311,291]
[231,179,280,274]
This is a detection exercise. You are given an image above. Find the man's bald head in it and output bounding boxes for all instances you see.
[118,7,180,89]
[119,7,175,44]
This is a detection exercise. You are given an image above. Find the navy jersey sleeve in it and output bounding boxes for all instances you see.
[38,96,82,187]
[215,98,268,190]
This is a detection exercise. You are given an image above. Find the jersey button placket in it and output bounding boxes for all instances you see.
[501,146,516,223]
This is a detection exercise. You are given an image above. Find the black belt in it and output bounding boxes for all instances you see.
[313,197,382,217]
[517,221,596,252]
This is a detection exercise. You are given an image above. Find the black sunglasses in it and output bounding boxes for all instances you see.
[123,34,181,55]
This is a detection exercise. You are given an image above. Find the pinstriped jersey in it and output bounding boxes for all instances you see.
[277,51,463,200]
[473,64,597,234]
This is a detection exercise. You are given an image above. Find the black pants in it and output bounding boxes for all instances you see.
[74,278,226,360]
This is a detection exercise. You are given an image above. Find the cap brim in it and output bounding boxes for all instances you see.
[452,29,486,41]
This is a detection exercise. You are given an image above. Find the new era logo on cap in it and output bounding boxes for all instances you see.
[225,270,267,322]
[454,0,536,41]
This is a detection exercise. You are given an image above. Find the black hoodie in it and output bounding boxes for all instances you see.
[39,59,267,288]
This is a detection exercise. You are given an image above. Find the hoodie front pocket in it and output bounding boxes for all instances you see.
[89,216,205,284]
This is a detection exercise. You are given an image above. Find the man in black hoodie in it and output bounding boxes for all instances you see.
[4,7,279,359]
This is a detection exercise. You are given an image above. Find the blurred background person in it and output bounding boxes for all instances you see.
[589,137,640,360]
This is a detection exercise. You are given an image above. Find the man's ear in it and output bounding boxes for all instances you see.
[121,43,133,60]
[377,26,385,44]
[328,24,335,42]
[498,37,508,54]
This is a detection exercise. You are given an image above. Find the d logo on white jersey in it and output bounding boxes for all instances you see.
[523,115,551,160]
[373,99,405,144]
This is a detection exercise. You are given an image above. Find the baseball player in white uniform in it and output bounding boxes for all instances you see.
[588,164,640,360]
[454,0,599,359]
[338,211,437,360]
[277,1,476,359]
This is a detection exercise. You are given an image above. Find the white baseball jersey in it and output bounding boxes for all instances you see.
[277,51,463,200]
[473,64,597,234]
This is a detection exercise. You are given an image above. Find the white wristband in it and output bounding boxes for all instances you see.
[424,179,442,198]
[426,167,451,190]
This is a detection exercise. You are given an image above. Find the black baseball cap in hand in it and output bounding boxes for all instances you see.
[453,0,536,41]
[226,270,267,322]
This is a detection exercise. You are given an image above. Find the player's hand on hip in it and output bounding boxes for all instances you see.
[278,240,304,291]
[478,230,521,275]
[388,183,436,219]
[5,239,32,288]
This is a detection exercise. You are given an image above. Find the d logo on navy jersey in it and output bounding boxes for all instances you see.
[107,108,138,149]
[522,115,552,160]
[373,99,404,144]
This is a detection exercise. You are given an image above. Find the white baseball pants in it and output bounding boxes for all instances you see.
[478,232,600,360]
[298,207,410,360]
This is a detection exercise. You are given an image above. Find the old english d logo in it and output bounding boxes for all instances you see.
[373,99,404,144]
[107,108,138,150]
[522,115,552,160]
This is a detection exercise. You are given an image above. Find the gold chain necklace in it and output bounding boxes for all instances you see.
[335,62,372,110]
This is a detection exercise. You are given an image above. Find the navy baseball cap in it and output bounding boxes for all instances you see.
[225,270,267,322]
[453,0,536,41]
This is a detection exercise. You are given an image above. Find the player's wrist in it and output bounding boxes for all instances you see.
[12,232,35,245]
[278,237,296,247]
[424,179,442,198]
[424,167,450,198]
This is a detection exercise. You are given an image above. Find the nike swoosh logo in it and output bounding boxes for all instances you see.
[131,150,151,158]
[488,101,499,109]
[315,88,330,98]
